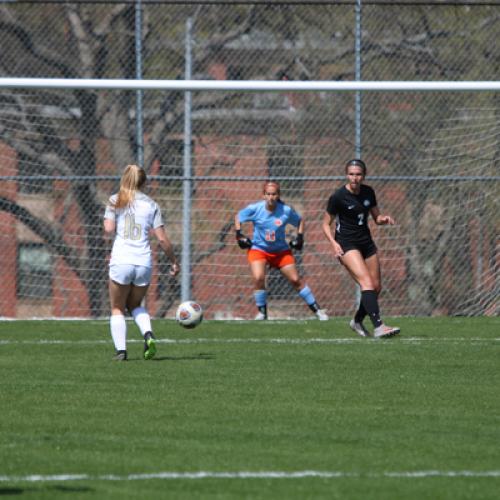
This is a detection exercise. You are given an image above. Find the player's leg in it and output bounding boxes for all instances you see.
[108,277,132,360]
[126,266,157,359]
[364,253,399,338]
[348,252,379,336]
[249,256,268,319]
[340,250,381,332]
[341,251,398,338]
[280,261,328,320]
[364,252,382,295]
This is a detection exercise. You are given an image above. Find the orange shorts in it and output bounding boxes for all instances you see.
[247,249,295,269]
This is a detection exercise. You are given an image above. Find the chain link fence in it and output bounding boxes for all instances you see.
[0,1,498,318]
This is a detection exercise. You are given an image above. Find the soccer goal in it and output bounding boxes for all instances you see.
[0,78,498,319]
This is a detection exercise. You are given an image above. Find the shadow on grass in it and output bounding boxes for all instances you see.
[118,352,215,362]
[0,485,93,495]
[153,352,215,361]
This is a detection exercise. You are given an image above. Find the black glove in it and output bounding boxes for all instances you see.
[289,233,304,251]
[236,229,252,250]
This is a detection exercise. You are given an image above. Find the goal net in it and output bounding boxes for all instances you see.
[0,82,497,319]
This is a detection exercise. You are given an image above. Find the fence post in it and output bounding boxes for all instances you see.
[181,17,193,302]
[135,0,144,167]
[354,0,363,310]
[355,0,362,158]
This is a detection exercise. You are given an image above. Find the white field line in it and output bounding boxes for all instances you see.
[0,337,499,346]
[1,470,500,482]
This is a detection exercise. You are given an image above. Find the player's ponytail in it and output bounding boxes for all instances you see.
[114,164,147,209]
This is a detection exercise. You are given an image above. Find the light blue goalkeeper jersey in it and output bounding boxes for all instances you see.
[238,200,301,253]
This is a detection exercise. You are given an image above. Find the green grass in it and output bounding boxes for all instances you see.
[0,317,499,499]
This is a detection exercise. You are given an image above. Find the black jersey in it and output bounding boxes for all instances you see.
[326,184,377,244]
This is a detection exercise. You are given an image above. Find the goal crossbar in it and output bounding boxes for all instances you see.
[1,78,500,92]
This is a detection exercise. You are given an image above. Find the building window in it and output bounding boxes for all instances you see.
[17,243,53,299]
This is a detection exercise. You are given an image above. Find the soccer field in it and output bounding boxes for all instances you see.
[0,317,499,499]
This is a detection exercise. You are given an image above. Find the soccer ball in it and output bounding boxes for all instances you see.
[175,301,203,329]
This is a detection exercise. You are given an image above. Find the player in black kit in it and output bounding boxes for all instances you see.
[322,159,400,338]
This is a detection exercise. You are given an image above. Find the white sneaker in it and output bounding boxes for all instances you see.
[315,309,329,321]
[374,324,400,338]
[349,319,371,337]
[255,312,267,320]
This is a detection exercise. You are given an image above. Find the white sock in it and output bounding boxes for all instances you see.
[110,314,127,351]
[131,306,152,337]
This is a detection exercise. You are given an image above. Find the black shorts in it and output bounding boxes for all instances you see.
[336,238,377,259]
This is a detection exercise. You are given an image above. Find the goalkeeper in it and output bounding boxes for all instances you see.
[235,180,328,321]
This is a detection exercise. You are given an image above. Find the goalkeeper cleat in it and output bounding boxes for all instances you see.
[349,319,371,337]
[374,324,400,339]
[143,332,157,360]
[255,311,267,320]
[315,309,329,321]
[113,350,127,361]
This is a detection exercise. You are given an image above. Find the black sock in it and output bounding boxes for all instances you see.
[361,290,383,328]
[354,302,367,323]
[258,305,268,318]
[308,301,320,313]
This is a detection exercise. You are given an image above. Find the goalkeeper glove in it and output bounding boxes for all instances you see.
[289,233,304,251]
[236,229,252,249]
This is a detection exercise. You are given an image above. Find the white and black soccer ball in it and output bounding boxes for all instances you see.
[175,301,203,329]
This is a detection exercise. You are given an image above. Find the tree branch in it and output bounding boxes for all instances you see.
[0,7,75,78]
[0,197,84,280]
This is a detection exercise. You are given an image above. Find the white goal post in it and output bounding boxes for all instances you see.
[1,78,500,91]
[0,78,498,319]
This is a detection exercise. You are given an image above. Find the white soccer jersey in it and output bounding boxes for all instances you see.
[104,192,164,267]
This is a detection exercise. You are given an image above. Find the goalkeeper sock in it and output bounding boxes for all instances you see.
[254,289,267,307]
[110,314,127,351]
[360,290,383,328]
[131,307,152,337]
[298,286,320,312]
[254,290,267,316]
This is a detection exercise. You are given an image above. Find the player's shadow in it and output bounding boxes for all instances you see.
[0,489,23,495]
[153,352,215,361]
[118,353,215,362]
[0,485,93,495]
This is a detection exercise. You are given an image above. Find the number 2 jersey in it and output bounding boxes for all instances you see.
[104,192,164,267]
[238,200,301,253]
[325,184,377,245]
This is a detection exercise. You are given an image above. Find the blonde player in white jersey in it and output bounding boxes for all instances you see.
[104,164,180,361]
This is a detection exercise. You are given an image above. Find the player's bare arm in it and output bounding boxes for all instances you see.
[298,218,304,235]
[234,213,252,249]
[289,218,305,250]
[322,211,344,257]
[370,206,395,226]
[153,226,180,276]
[234,213,241,231]
[103,218,115,234]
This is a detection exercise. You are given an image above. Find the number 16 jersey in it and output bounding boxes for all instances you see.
[104,192,164,267]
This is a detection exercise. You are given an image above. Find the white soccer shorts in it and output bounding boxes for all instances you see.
[109,264,152,286]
